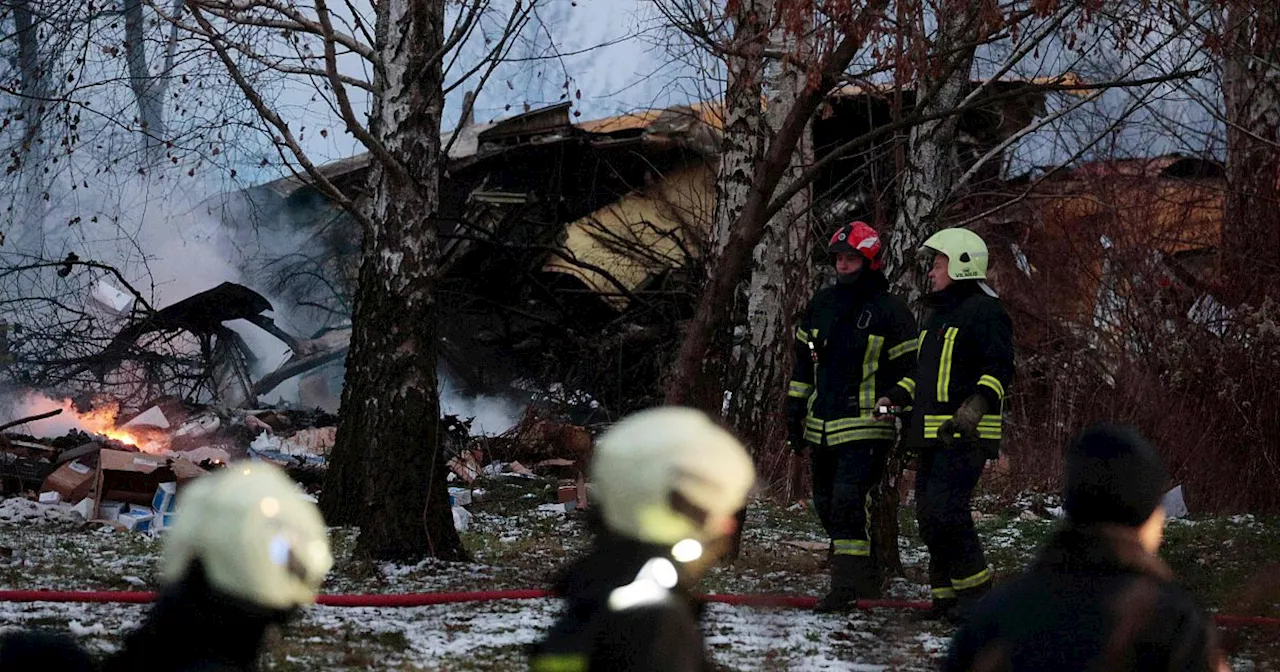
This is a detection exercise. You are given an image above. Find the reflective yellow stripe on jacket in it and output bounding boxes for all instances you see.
[922,414,1003,441]
[804,415,895,445]
[937,327,959,403]
[788,381,813,399]
[977,374,1005,401]
[859,335,884,414]
[887,338,917,361]
[530,653,588,672]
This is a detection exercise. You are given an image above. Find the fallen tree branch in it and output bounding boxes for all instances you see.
[0,408,64,433]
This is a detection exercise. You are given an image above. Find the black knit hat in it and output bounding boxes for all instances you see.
[1064,423,1169,527]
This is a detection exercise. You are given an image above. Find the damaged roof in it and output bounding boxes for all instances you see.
[256,75,1075,201]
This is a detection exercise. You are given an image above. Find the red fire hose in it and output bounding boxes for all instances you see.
[0,589,1276,627]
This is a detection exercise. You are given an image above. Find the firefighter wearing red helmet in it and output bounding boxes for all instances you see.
[786,221,918,611]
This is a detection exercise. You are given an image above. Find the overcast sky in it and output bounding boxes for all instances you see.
[243,0,1225,189]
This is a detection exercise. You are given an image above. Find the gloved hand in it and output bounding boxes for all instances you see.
[873,396,895,419]
[938,394,989,447]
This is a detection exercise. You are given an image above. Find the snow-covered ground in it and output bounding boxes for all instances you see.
[0,478,1276,670]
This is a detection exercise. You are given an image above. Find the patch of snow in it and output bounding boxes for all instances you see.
[307,600,558,662]
[68,620,108,637]
[916,632,951,655]
[534,504,565,518]
[0,498,85,526]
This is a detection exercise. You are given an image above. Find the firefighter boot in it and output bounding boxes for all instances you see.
[909,597,958,622]
[814,555,879,612]
[949,577,994,625]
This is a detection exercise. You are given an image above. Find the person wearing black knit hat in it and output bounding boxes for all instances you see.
[944,423,1229,672]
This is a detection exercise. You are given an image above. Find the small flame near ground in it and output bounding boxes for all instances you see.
[3,393,170,453]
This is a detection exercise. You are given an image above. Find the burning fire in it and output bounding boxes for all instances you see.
[52,398,170,454]
[5,392,173,454]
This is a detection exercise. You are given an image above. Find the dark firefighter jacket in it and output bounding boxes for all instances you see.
[886,280,1013,456]
[944,523,1224,672]
[0,630,95,672]
[789,271,918,447]
[529,534,711,672]
[104,562,293,672]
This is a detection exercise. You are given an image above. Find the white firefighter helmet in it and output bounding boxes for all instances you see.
[920,227,989,281]
[590,407,756,547]
[162,461,333,611]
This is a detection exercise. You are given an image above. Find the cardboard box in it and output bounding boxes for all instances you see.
[448,487,471,507]
[156,512,176,530]
[92,450,206,520]
[118,510,153,532]
[38,491,61,504]
[151,482,177,514]
[72,498,95,520]
[98,500,125,522]
[41,460,95,502]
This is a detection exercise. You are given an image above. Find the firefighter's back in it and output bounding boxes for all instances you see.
[946,527,1218,672]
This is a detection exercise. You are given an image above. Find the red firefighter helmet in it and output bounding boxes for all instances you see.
[828,221,883,270]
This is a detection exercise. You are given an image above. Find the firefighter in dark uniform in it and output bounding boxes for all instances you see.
[529,407,756,672]
[877,227,1013,622]
[105,462,334,672]
[1,462,332,672]
[787,221,918,611]
[945,424,1229,672]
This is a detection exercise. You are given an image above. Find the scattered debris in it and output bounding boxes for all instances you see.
[448,488,472,507]
[452,506,472,532]
[42,460,96,502]
[249,427,334,458]
[1164,485,1189,519]
[92,449,206,520]
[448,451,483,484]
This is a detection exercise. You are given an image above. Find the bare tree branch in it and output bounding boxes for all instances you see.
[184,0,374,230]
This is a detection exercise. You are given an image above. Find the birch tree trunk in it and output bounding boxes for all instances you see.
[11,0,48,250]
[664,6,883,411]
[708,0,815,559]
[319,0,464,560]
[724,14,814,477]
[872,2,983,579]
[124,0,168,166]
[678,0,770,421]
[1222,1,1280,305]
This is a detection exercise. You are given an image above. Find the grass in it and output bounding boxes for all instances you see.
[0,482,1277,670]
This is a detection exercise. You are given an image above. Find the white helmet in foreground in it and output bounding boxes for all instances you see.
[591,407,756,548]
[162,462,333,611]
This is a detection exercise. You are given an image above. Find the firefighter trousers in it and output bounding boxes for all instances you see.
[915,442,993,602]
[810,440,891,557]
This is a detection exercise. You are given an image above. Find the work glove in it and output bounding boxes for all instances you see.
[937,394,989,447]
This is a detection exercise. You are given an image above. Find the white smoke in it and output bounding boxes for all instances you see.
[438,373,525,437]
[0,392,84,438]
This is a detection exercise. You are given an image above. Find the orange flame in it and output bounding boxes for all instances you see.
[58,399,170,454]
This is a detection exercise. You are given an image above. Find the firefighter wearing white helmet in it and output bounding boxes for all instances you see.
[877,227,1014,624]
[530,407,755,672]
[105,462,333,672]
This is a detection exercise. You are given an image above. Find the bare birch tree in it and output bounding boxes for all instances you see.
[1220,1,1280,304]
[178,0,539,559]
[662,0,891,417]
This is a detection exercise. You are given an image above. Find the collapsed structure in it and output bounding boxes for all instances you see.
[200,79,1064,417]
